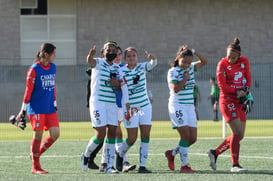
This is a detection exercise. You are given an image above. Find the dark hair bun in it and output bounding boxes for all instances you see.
[233,37,240,45]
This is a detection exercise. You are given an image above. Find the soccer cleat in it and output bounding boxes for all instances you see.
[180,164,196,173]
[230,164,247,172]
[80,153,89,171]
[88,158,99,169]
[116,153,123,172]
[105,167,119,174]
[138,166,152,174]
[207,149,217,170]
[99,163,107,172]
[122,161,136,172]
[32,166,48,174]
[165,150,175,170]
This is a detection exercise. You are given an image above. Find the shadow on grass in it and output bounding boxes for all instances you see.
[149,169,273,176]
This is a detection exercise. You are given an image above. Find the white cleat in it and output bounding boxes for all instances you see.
[105,167,119,174]
[80,153,89,171]
[230,164,247,172]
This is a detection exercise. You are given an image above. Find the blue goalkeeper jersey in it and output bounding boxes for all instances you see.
[27,62,56,114]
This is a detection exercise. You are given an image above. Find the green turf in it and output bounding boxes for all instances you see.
[0,120,273,180]
[0,139,272,181]
[1,120,272,141]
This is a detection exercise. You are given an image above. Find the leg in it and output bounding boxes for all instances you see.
[31,130,48,174]
[81,126,105,171]
[40,127,59,155]
[138,125,152,173]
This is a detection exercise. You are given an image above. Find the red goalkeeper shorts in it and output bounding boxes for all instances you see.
[28,113,59,131]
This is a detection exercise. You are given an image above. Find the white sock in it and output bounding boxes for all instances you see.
[84,137,101,157]
[116,142,128,163]
[101,142,108,164]
[119,140,131,158]
[179,146,188,166]
[102,142,115,168]
[140,141,149,167]
[172,146,180,156]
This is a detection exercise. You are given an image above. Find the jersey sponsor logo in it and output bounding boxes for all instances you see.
[227,103,236,111]
[41,74,55,91]
[234,72,243,81]
[227,66,232,70]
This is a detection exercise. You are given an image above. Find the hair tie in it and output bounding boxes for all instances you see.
[229,48,241,53]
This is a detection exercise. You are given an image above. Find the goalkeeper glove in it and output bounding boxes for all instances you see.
[9,111,26,130]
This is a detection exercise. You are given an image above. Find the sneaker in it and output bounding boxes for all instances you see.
[230,164,247,172]
[32,166,48,174]
[165,150,175,170]
[99,163,107,172]
[80,153,89,171]
[138,166,152,174]
[207,149,217,170]
[88,158,99,169]
[105,167,119,174]
[122,161,136,172]
[116,153,123,172]
[180,164,196,173]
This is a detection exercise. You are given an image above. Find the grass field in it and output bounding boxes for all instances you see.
[0,120,272,181]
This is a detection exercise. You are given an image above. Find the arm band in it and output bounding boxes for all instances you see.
[147,59,158,71]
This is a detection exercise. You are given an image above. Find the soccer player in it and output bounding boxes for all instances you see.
[15,43,59,174]
[208,77,220,121]
[80,41,130,174]
[115,47,157,173]
[165,45,208,173]
[208,37,251,172]
[99,46,136,172]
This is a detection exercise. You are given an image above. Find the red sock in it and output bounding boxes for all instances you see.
[215,136,231,156]
[40,135,56,156]
[230,134,241,165]
[31,139,41,168]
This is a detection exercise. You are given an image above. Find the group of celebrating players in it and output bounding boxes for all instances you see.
[13,37,252,174]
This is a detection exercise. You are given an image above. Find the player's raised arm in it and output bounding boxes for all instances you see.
[87,45,97,67]
[145,51,157,71]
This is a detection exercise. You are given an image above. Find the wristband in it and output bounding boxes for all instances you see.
[191,48,195,54]
[54,100,57,107]
[21,103,27,112]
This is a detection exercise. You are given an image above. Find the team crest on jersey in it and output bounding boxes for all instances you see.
[35,122,40,128]
[241,63,245,69]
[232,111,237,118]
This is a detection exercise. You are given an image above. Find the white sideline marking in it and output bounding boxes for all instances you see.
[1,153,273,160]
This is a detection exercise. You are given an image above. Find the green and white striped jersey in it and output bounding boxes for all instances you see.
[119,62,151,108]
[90,58,120,103]
[167,63,197,104]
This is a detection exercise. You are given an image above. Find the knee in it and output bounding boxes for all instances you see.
[127,137,137,145]
[50,131,60,140]
[189,137,197,146]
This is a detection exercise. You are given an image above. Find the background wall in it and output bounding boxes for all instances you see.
[0,0,272,121]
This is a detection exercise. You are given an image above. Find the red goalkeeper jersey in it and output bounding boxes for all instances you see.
[216,56,251,100]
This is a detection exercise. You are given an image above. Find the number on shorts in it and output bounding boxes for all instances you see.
[93,110,100,118]
[175,110,183,118]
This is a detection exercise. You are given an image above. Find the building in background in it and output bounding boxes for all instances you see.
[0,0,272,121]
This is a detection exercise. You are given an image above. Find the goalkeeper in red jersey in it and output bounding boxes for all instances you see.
[208,37,252,172]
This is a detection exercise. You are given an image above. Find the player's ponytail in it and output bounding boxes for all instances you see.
[228,37,241,54]
[171,46,193,67]
[34,43,56,62]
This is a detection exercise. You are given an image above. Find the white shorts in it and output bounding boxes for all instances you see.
[168,102,197,129]
[118,107,123,122]
[123,104,152,128]
[89,101,118,127]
